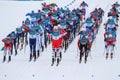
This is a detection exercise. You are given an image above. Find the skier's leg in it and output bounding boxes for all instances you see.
[51,48,55,65]
[29,39,33,61]
[33,39,36,61]
[60,47,62,61]
[48,34,51,44]
[56,48,61,65]
[44,33,47,48]
[14,39,17,55]
[11,43,13,55]
[106,45,109,59]
[84,45,88,63]
[36,35,40,58]
[79,44,83,63]
[3,48,7,62]
[25,33,28,45]
[110,45,114,59]
[41,35,45,52]
[8,48,11,62]
[16,36,20,50]
[20,36,24,50]
[64,40,67,52]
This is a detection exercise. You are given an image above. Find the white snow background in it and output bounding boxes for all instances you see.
[0,0,120,80]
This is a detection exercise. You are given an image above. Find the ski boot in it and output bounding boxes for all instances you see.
[33,53,36,62]
[11,49,13,55]
[60,52,62,62]
[79,57,82,64]
[79,53,83,63]
[56,58,60,66]
[8,56,11,62]
[3,56,6,63]
[54,52,57,62]
[64,44,67,53]
[106,53,108,59]
[29,54,32,62]
[37,51,40,58]
[15,49,17,56]
[41,46,44,52]
[51,58,54,66]
[84,57,87,64]
[110,53,113,59]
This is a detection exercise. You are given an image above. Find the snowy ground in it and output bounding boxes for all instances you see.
[0,0,120,80]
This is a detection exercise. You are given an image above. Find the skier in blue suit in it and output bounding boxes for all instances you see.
[28,22,38,61]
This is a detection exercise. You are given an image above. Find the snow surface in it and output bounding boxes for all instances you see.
[0,0,120,80]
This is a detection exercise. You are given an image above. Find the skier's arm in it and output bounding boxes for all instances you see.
[26,13,30,16]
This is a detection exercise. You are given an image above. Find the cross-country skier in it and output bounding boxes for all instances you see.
[105,16,117,32]
[35,22,43,58]
[79,1,88,22]
[104,29,116,59]
[98,8,104,23]
[26,10,37,23]
[28,22,38,61]
[50,9,59,26]
[2,37,14,62]
[90,8,101,27]
[77,28,91,63]
[25,18,31,27]
[66,17,74,43]
[42,5,50,16]
[79,1,88,9]
[22,21,30,47]
[85,17,95,42]
[51,25,67,66]
[16,27,24,51]
[108,8,119,24]
[85,17,95,31]
[43,15,52,46]
[112,2,120,10]
[36,21,45,57]
[59,19,69,52]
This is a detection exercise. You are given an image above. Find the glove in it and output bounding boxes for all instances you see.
[113,44,115,47]
[105,45,107,48]
[26,13,29,16]
[104,38,106,41]
[40,33,43,36]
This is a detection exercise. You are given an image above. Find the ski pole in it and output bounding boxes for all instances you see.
[76,47,79,59]
[113,47,116,58]
[103,47,106,56]
[24,43,26,54]
[89,50,92,59]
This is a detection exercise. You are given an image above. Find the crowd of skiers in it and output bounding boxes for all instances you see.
[1,1,120,65]
[104,2,120,59]
[77,6,104,63]
[1,1,88,64]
